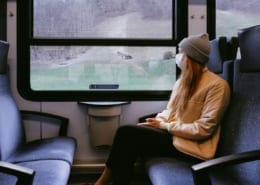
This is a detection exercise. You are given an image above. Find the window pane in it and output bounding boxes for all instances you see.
[33,0,173,39]
[216,0,260,37]
[30,46,176,91]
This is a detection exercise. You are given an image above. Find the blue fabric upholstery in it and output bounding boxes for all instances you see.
[0,160,71,185]
[212,25,260,185]
[7,137,76,165]
[18,160,71,185]
[0,172,17,185]
[146,158,194,185]
[145,31,260,185]
[0,40,77,185]
[239,25,260,72]
[0,75,25,161]
[146,157,238,185]
[207,37,226,74]
[207,37,238,89]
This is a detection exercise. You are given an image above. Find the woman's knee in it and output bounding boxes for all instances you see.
[116,124,138,137]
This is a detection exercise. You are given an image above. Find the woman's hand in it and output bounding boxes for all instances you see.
[144,118,161,128]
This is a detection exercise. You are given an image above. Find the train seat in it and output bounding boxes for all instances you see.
[143,30,260,185]
[191,24,260,185]
[0,40,77,185]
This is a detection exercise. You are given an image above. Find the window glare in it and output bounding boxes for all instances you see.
[33,0,172,39]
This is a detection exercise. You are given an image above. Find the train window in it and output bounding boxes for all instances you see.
[33,1,173,39]
[30,46,175,91]
[17,0,188,101]
[216,0,260,37]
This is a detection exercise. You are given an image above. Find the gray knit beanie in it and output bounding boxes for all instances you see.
[178,33,211,65]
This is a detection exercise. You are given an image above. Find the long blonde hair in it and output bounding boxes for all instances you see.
[172,56,205,117]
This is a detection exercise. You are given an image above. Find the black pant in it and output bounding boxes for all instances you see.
[106,124,200,185]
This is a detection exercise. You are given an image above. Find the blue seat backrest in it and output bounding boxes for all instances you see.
[216,25,260,184]
[0,40,25,161]
[207,37,227,75]
[207,37,238,90]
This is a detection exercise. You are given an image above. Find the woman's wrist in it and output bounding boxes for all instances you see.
[159,121,170,130]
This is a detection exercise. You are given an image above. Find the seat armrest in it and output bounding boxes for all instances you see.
[20,110,69,136]
[191,150,260,185]
[0,161,35,185]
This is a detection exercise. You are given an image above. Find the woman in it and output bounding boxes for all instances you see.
[95,33,231,185]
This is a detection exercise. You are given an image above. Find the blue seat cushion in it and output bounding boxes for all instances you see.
[0,172,17,185]
[145,158,194,185]
[145,157,244,185]
[7,137,76,165]
[19,160,71,185]
[0,160,71,185]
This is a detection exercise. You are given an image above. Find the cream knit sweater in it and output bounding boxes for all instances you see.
[157,68,230,160]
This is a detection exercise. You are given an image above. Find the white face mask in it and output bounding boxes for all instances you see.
[175,53,185,70]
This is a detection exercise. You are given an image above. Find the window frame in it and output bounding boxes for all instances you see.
[0,0,7,41]
[17,0,189,101]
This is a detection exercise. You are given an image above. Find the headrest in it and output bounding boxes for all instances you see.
[238,25,260,72]
[207,37,226,74]
[0,40,9,74]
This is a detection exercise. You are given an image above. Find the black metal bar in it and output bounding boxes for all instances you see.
[0,0,7,41]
